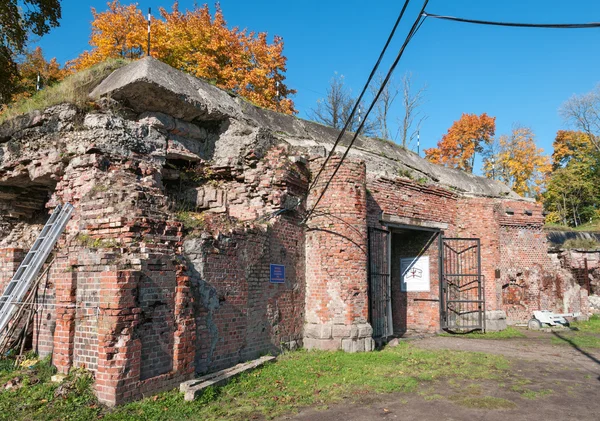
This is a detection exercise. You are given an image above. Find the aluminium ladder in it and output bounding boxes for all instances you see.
[0,203,74,336]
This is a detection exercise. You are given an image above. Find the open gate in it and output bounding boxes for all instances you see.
[440,238,486,332]
[368,227,392,338]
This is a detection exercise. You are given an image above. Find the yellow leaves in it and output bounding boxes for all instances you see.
[484,126,550,198]
[425,113,496,173]
[552,130,594,169]
[71,1,296,114]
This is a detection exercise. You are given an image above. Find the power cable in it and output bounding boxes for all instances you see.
[302,0,430,224]
[306,0,413,195]
[422,12,600,29]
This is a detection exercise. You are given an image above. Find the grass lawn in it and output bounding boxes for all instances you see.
[0,343,509,421]
[551,314,600,349]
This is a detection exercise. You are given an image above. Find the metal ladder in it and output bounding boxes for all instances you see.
[0,203,74,335]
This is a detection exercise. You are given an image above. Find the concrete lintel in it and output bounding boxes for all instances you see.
[381,213,447,231]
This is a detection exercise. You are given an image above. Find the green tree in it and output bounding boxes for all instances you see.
[543,131,600,226]
[0,0,62,104]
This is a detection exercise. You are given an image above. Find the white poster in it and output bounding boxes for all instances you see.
[400,256,430,292]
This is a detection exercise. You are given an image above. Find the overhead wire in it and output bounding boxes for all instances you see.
[306,0,413,196]
[302,0,430,224]
[422,12,600,29]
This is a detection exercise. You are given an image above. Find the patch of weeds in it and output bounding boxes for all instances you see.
[76,233,119,249]
[177,211,206,231]
[440,327,526,340]
[562,238,600,250]
[450,395,516,410]
[516,388,553,400]
[423,393,444,401]
[0,58,129,123]
[90,183,109,194]
[0,356,101,420]
[397,168,413,179]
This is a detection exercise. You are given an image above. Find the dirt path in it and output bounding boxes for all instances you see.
[280,329,600,421]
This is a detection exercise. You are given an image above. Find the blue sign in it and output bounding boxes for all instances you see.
[270,264,285,284]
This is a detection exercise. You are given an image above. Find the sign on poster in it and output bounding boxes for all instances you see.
[400,256,430,292]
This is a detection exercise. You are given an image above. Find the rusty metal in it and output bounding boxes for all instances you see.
[440,238,485,331]
[368,227,391,338]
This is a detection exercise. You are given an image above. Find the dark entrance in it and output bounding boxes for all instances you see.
[367,227,391,338]
[440,238,486,331]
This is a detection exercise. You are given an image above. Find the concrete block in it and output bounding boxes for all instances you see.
[332,324,351,338]
[357,323,373,338]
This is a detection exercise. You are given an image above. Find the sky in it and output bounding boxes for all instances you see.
[33,0,600,174]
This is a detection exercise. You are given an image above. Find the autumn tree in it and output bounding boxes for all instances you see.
[310,72,376,136]
[10,47,68,102]
[482,126,550,198]
[71,1,296,114]
[425,113,496,173]
[543,130,600,226]
[0,0,62,104]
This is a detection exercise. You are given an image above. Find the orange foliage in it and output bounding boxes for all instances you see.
[424,113,496,173]
[70,1,296,114]
[6,46,69,104]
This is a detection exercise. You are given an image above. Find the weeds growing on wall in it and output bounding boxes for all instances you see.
[0,59,129,124]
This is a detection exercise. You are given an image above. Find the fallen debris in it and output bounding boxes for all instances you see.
[180,355,275,401]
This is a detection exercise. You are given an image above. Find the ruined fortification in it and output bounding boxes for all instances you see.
[0,57,588,405]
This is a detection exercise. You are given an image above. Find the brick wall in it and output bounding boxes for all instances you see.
[187,215,305,374]
[496,200,587,322]
[0,248,24,290]
[454,197,502,312]
[304,157,374,352]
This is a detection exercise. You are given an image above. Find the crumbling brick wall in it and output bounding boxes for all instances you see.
[497,200,588,322]
[304,157,373,352]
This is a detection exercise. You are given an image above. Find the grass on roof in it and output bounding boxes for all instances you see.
[0,59,129,124]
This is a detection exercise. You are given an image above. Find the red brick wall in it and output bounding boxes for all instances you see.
[367,176,458,228]
[190,215,305,373]
[494,200,586,322]
[304,157,373,352]
[454,197,502,312]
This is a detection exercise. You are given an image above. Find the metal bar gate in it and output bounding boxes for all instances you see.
[368,227,391,338]
[440,237,486,332]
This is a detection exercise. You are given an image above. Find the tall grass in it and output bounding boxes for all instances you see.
[0,59,129,124]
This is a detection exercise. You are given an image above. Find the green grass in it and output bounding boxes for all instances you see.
[562,238,600,250]
[0,357,98,421]
[0,344,509,421]
[0,59,129,124]
[440,327,526,340]
[449,395,516,410]
[551,315,600,349]
[571,314,600,334]
[545,221,600,232]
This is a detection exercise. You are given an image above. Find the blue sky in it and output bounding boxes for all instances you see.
[34,0,600,173]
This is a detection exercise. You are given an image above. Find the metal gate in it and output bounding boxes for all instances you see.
[368,227,391,338]
[440,238,486,331]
